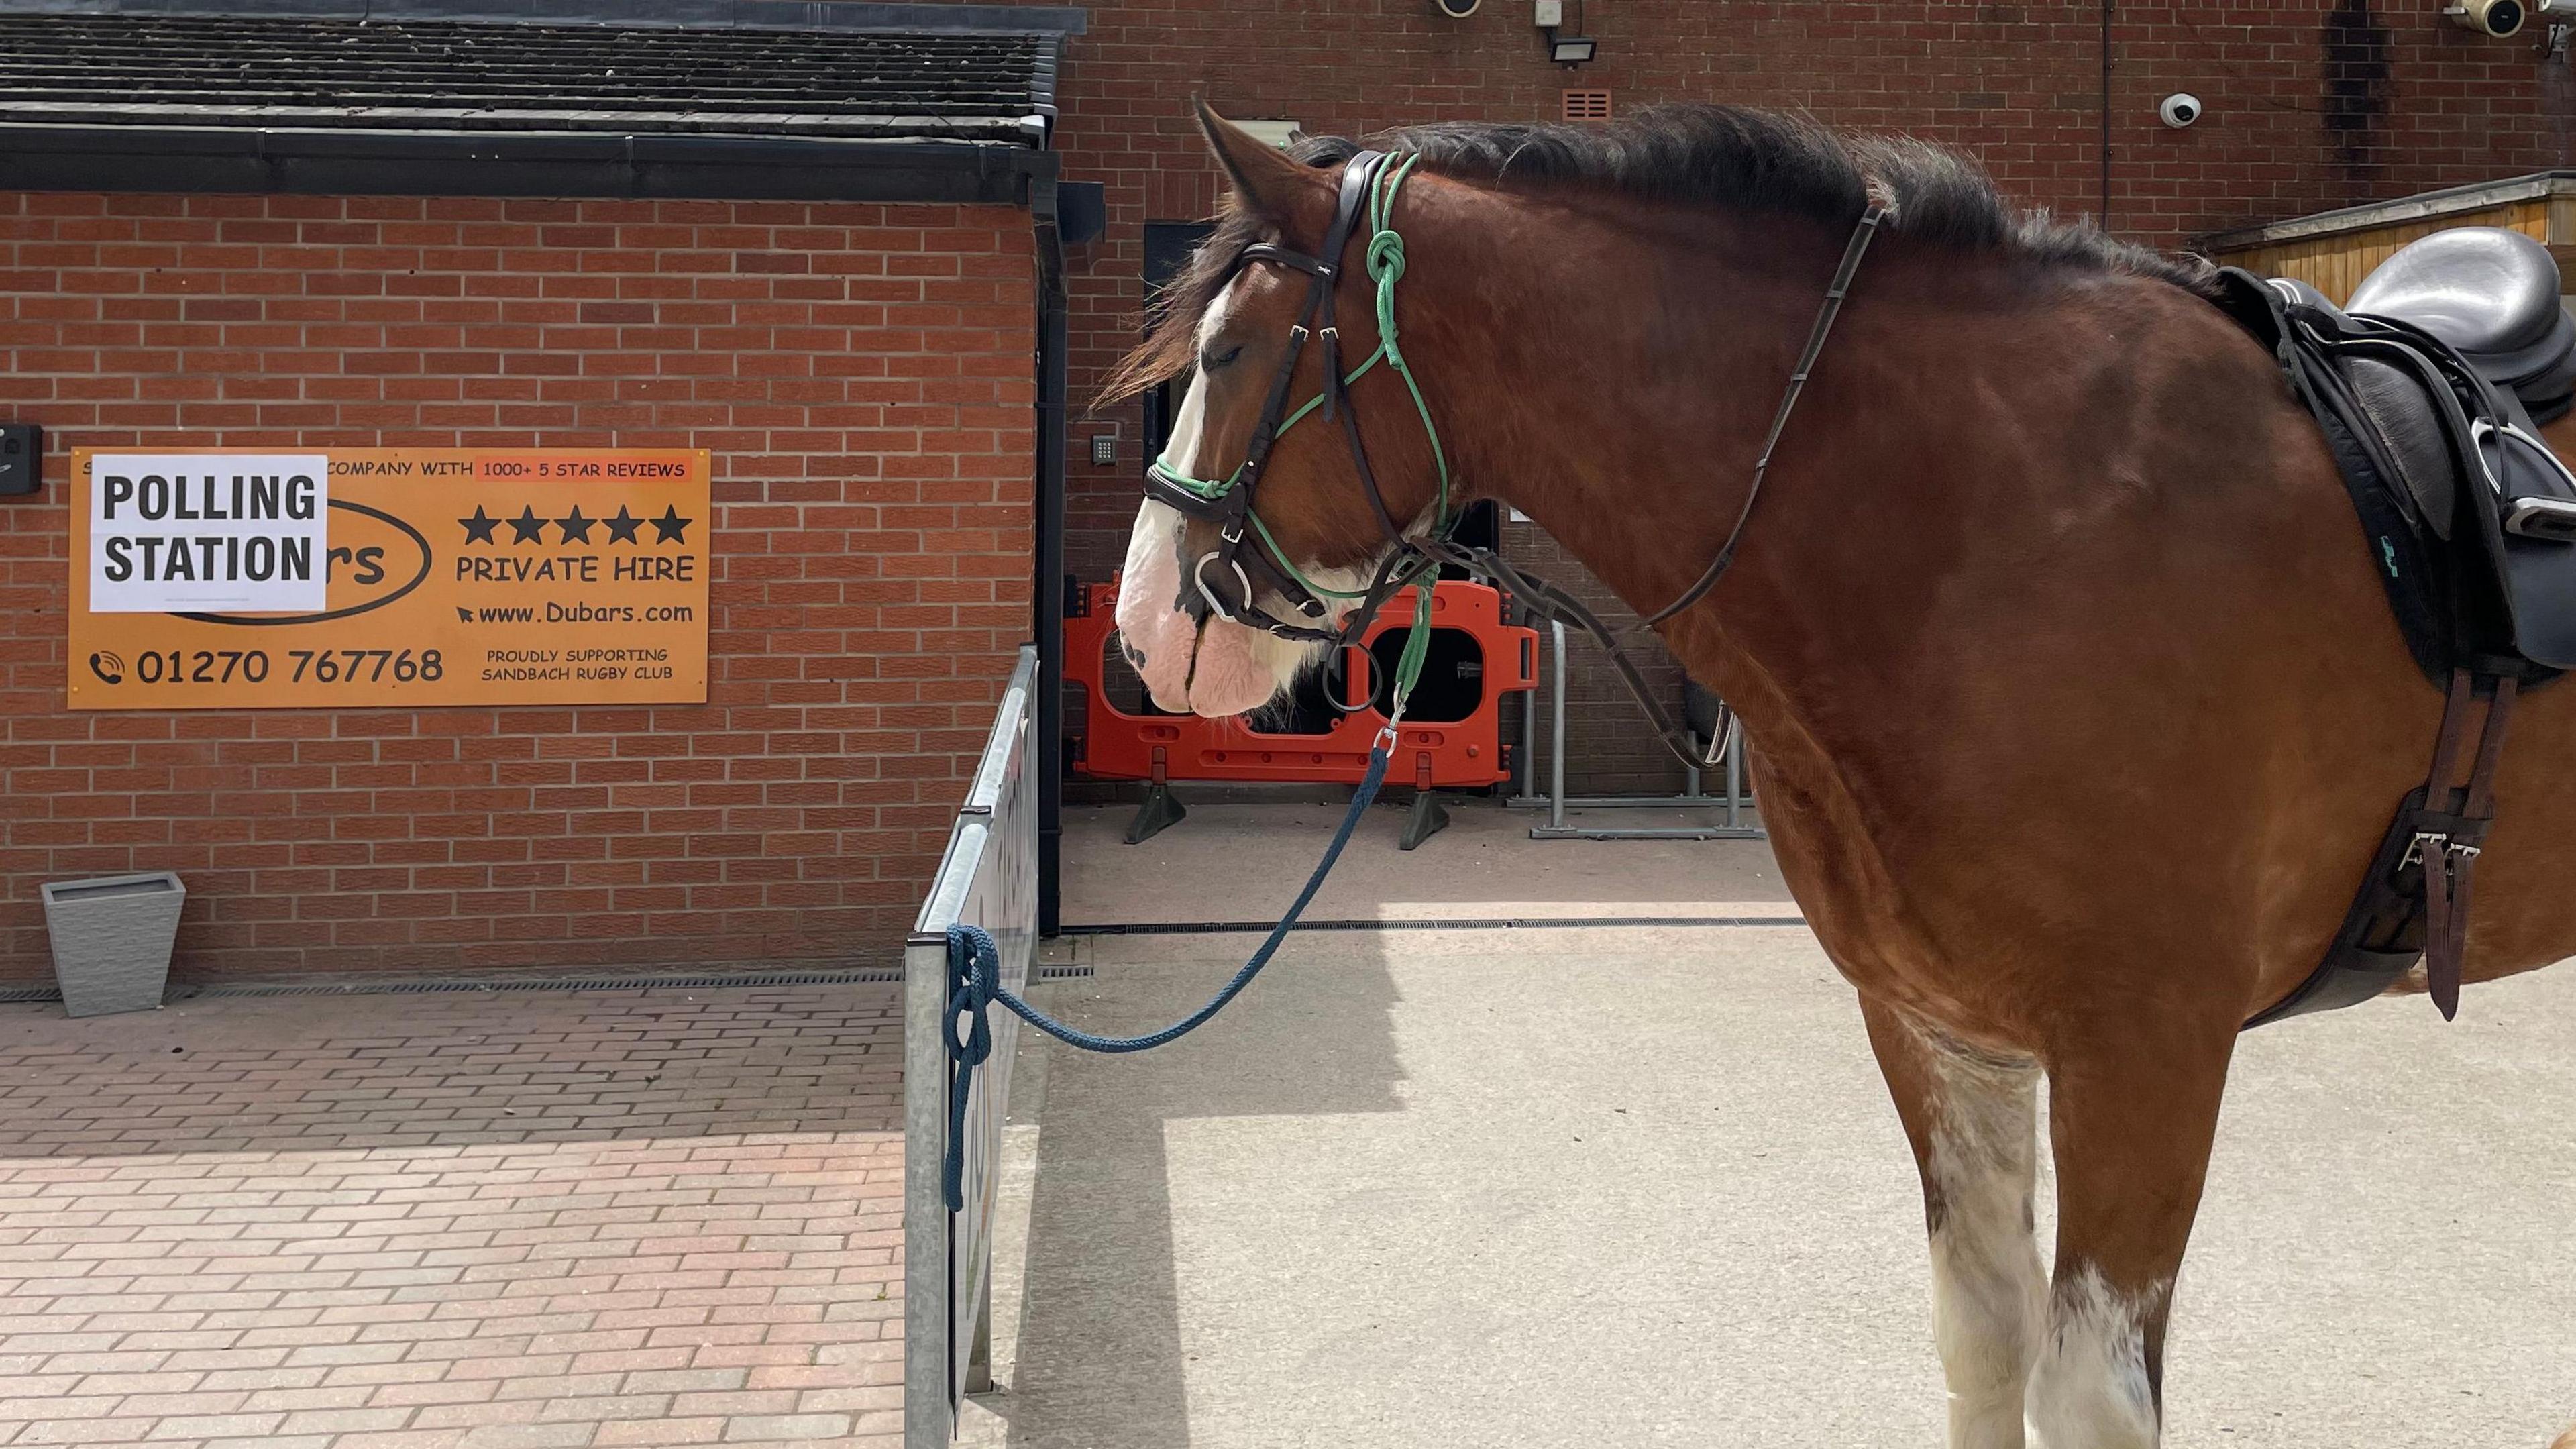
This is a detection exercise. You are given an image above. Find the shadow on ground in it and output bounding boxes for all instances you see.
[987,937,1409,1449]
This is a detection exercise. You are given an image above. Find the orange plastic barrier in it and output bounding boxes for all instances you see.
[1066,577,1536,790]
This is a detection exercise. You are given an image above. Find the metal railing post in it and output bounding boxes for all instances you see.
[1725,715,1745,830]
[905,646,1040,1448]
[1548,619,1567,833]
[902,934,953,1449]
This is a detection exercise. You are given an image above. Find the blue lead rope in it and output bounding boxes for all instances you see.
[941,736,1395,1212]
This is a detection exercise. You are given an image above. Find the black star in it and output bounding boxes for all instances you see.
[458,505,500,545]
[603,505,644,545]
[507,505,548,545]
[555,506,595,545]
[650,505,693,545]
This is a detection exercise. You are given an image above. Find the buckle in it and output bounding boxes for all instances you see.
[2403,830,2447,869]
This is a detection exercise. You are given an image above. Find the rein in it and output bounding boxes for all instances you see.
[1632,200,1888,632]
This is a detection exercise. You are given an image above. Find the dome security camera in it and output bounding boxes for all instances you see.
[2446,0,2527,36]
[2159,93,2203,129]
[1434,0,1481,15]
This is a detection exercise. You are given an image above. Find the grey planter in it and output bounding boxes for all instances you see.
[40,872,185,1018]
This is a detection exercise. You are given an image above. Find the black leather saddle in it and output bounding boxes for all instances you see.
[2348,227,2576,419]
[2214,227,2576,1026]
[2216,231,2576,680]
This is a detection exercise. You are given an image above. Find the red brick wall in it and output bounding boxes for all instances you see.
[1008,0,2576,787]
[0,191,1035,979]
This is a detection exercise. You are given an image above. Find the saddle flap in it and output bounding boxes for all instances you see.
[2340,352,2455,541]
[2478,418,2576,668]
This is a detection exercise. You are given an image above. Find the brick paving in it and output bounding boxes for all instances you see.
[0,984,906,1448]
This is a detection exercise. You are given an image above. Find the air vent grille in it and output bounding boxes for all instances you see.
[1562,89,1612,121]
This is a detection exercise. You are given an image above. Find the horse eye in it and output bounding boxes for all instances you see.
[1201,343,1244,372]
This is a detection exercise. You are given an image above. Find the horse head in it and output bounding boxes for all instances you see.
[1109,103,1454,718]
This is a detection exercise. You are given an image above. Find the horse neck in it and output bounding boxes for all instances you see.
[1411,189,1931,718]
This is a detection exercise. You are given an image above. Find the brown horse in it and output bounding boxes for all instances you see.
[1106,104,2576,1447]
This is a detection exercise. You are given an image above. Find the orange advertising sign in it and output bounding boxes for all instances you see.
[69,448,710,710]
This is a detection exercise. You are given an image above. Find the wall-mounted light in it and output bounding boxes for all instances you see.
[1232,119,1304,149]
[1535,0,1598,66]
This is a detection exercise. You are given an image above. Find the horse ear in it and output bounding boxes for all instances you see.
[1195,98,1333,233]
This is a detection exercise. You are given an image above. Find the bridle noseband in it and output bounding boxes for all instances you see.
[1143,148,1890,763]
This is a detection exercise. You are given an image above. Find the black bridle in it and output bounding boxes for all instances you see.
[1142,147,1890,769]
[1142,150,1429,647]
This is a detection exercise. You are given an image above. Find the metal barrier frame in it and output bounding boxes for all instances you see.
[1509,619,1765,841]
[1065,576,1532,787]
[904,645,1040,1449]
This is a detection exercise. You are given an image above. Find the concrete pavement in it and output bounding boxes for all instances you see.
[1059,800,1793,926]
[963,923,2576,1449]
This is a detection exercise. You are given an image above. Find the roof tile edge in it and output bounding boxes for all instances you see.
[0,0,1087,35]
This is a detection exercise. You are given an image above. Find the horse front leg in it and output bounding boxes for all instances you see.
[2028,1015,2236,1449]
[1861,996,2047,1449]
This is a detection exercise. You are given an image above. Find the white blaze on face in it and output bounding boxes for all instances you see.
[1112,273,1391,718]
[1113,364,1300,717]
[1115,495,1199,711]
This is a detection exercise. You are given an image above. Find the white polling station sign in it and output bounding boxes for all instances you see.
[87,453,329,614]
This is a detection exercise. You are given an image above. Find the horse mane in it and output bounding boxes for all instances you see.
[1102,103,2220,402]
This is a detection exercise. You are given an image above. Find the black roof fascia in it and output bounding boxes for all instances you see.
[0,123,1055,203]
[0,0,1085,34]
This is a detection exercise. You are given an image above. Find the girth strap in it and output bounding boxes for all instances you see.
[2416,668,2518,1018]
[2244,665,2520,1030]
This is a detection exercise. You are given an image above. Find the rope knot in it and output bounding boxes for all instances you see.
[1366,227,1405,282]
[941,923,998,1212]
[1368,229,1410,370]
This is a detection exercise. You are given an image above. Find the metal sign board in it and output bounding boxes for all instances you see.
[68,447,710,709]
